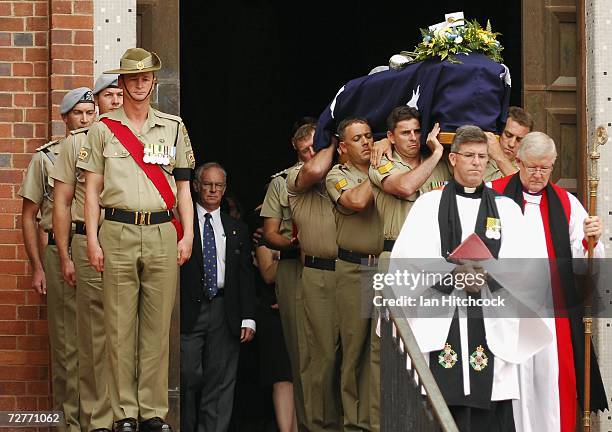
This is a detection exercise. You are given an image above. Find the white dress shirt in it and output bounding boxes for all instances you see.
[196,203,255,332]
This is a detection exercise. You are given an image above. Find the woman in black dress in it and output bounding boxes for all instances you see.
[255,236,297,432]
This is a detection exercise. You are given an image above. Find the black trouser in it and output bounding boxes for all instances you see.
[180,297,239,432]
[449,400,515,432]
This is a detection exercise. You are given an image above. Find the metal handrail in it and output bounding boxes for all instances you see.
[380,287,459,432]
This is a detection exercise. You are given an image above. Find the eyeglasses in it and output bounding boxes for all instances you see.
[453,152,488,161]
[200,182,226,189]
[523,165,553,175]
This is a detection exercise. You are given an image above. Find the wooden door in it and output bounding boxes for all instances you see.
[522,0,586,198]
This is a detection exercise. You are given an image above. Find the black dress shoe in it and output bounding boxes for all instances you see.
[139,417,172,432]
[114,418,138,432]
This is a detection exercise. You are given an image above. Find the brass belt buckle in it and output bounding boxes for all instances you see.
[135,211,152,225]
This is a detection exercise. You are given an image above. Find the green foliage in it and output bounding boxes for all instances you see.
[406,19,504,64]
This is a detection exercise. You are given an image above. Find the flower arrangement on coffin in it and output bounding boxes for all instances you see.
[402,15,504,64]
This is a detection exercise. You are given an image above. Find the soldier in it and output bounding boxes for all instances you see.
[77,48,195,432]
[51,74,123,432]
[325,117,383,431]
[369,107,451,254]
[260,120,316,430]
[483,106,534,181]
[20,87,96,432]
[93,73,123,113]
[286,137,341,432]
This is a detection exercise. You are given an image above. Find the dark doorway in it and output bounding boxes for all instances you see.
[180,0,522,212]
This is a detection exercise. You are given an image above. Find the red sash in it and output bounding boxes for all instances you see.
[101,118,183,241]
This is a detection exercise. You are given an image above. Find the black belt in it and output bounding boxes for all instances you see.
[303,255,336,271]
[105,208,172,226]
[280,249,299,260]
[75,221,86,235]
[338,247,379,267]
[383,239,396,252]
[47,232,55,246]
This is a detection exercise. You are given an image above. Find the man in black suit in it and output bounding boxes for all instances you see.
[180,162,256,432]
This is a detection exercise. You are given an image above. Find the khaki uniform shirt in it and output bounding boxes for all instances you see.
[369,151,451,240]
[18,140,62,232]
[483,159,519,182]
[326,163,383,255]
[286,164,337,259]
[76,106,195,211]
[49,128,89,222]
[260,165,297,240]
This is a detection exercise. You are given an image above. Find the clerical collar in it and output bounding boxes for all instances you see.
[522,185,545,196]
[452,179,484,198]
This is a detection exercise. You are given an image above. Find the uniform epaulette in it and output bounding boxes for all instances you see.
[70,126,90,135]
[35,139,60,152]
[154,109,182,123]
[270,166,292,179]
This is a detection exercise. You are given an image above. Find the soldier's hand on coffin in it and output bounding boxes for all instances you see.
[426,123,443,155]
[485,132,504,161]
[370,138,392,168]
[330,135,339,154]
[583,215,602,244]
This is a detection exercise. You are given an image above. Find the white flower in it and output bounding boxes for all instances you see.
[454,36,463,44]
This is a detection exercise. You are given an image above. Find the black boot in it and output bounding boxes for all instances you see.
[139,417,172,432]
[114,418,138,432]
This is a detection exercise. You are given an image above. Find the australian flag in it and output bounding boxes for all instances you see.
[314,53,511,150]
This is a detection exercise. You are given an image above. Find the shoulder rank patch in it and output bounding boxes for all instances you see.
[182,124,192,148]
[271,166,292,179]
[35,139,60,152]
[186,150,195,166]
[335,178,348,191]
[78,147,90,163]
[70,126,90,136]
[377,161,394,175]
[153,109,182,123]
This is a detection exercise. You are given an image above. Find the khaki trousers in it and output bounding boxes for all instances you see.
[335,259,376,432]
[43,244,79,432]
[99,220,177,421]
[368,252,393,432]
[369,311,380,432]
[275,258,308,430]
[300,266,341,432]
[72,234,113,430]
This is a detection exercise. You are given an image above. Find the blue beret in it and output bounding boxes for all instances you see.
[93,74,119,95]
[60,87,94,115]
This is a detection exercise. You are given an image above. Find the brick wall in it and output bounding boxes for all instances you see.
[0,0,93,416]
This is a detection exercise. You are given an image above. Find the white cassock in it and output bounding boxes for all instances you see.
[389,189,552,410]
[512,191,604,432]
